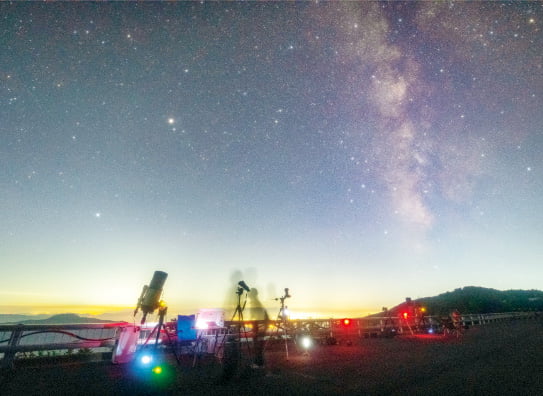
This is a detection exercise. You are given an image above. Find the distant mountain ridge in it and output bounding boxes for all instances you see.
[417,286,543,316]
[0,313,120,325]
[0,314,50,324]
[385,286,543,317]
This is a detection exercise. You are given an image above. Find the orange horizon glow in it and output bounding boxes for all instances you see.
[0,303,380,320]
[0,304,135,316]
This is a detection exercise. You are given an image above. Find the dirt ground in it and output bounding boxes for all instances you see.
[2,318,542,395]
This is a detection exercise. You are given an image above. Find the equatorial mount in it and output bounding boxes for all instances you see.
[274,288,291,305]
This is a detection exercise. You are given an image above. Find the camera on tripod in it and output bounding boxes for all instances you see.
[237,280,251,295]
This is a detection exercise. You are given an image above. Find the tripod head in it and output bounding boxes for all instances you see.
[274,287,291,305]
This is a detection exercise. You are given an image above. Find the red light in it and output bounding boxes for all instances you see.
[402,312,408,319]
[343,318,351,326]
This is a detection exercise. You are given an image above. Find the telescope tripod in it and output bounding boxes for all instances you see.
[275,298,290,359]
[141,306,180,365]
[231,288,252,352]
[266,289,291,359]
[219,287,253,381]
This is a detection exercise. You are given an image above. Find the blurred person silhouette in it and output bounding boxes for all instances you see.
[219,270,244,384]
[248,287,269,369]
[444,309,463,338]
[220,269,267,382]
[451,309,462,330]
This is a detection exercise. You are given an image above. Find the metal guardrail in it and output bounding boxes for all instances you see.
[282,311,537,333]
[0,322,134,369]
[1,312,539,368]
[194,311,541,350]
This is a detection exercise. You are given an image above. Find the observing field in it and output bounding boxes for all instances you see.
[2,318,542,395]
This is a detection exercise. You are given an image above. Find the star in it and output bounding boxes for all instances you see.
[2,1,543,322]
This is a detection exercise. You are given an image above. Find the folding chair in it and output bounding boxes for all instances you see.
[177,315,207,366]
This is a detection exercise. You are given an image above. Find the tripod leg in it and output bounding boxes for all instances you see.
[283,320,289,360]
[155,319,163,347]
[277,308,289,360]
[219,335,239,383]
[142,324,159,347]
[155,309,181,365]
[192,334,202,368]
[160,322,181,366]
[272,307,289,360]
[218,305,243,381]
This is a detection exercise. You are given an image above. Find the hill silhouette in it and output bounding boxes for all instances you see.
[0,314,50,324]
[5,313,119,325]
[389,286,543,317]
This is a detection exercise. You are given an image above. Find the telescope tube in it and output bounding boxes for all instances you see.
[141,270,168,314]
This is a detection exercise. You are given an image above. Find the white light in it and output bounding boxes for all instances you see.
[140,355,152,365]
[301,336,312,349]
[194,319,209,330]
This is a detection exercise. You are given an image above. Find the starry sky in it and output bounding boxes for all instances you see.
[1,2,542,320]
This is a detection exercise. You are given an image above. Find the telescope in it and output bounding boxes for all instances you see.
[134,270,168,324]
[238,280,251,293]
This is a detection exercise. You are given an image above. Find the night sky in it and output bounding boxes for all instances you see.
[2,2,542,320]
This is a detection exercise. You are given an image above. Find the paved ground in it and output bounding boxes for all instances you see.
[2,318,542,395]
